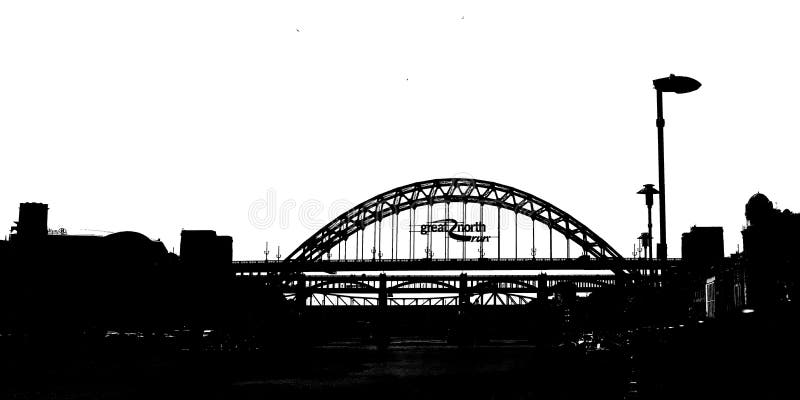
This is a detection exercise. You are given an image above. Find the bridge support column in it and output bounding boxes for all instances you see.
[458,273,469,310]
[537,273,549,303]
[614,274,627,290]
[376,273,389,349]
[455,273,477,347]
[295,275,307,311]
[378,273,388,308]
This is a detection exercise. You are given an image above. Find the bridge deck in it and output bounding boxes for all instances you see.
[232,257,683,273]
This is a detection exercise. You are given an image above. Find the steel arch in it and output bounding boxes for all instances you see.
[285,178,622,262]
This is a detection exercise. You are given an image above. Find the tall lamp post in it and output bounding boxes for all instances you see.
[652,74,701,260]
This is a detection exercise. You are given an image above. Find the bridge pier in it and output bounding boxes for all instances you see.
[375,273,389,349]
[537,273,549,303]
[455,273,476,347]
[614,274,627,290]
[378,273,388,308]
[295,275,307,310]
[458,273,469,310]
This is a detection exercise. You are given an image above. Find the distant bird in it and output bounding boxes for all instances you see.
[296,26,302,32]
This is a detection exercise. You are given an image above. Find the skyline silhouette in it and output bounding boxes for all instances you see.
[2,187,798,399]
[2,2,799,399]
[4,3,800,261]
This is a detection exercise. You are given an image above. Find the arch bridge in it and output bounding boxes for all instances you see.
[287,178,621,262]
[234,178,679,307]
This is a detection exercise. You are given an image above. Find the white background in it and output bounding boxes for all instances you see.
[2,1,799,259]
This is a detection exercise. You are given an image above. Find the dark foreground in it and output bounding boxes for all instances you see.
[2,344,628,400]
[1,315,798,399]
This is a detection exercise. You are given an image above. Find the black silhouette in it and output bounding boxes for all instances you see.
[2,183,798,398]
[1,77,797,399]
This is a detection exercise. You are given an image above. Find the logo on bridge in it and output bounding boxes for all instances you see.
[418,219,489,242]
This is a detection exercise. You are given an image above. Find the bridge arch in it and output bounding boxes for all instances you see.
[286,178,621,262]
[390,280,458,291]
[307,281,376,291]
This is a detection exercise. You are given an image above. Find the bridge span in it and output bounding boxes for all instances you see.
[233,257,683,273]
[235,179,685,310]
[233,259,675,308]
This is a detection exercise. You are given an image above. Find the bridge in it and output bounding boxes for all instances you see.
[234,178,681,308]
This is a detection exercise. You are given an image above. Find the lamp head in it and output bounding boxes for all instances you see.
[653,74,701,94]
[638,184,659,206]
[637,184,659,195]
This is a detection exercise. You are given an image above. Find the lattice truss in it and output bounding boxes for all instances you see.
[282,274,619,307]
[305,293,539,307]
[286,178,622,262]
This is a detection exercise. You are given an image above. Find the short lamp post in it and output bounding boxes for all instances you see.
[637,184,659,261]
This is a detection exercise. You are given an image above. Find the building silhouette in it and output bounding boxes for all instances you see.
[680,226,725,318]
[681,193,799,320]
[741,193,799,311]
[1,203,175,339]
[0,203,275,348]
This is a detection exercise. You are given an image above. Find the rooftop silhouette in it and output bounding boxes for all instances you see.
[1,185,797,399]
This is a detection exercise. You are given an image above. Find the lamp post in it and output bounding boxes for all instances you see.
[637,184,659,261]
[637,233,649,259]
[652,74,701,260]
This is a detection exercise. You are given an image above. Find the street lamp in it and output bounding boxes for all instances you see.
[637,183,659,261]
[652,74,701,260]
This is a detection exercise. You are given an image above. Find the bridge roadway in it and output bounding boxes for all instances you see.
[233,273,636,293]
[232,257,683,273]
[233,268,666,307]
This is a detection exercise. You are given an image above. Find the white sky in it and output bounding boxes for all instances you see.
[2,1,799,260]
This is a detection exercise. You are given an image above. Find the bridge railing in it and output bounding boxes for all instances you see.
[232,257,684,264]
[304,293,545,307]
